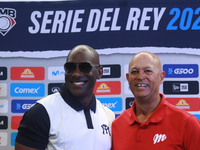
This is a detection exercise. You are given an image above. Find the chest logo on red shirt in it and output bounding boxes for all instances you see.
[153,134,167,144]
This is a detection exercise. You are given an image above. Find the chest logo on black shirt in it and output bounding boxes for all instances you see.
[101,124,111,136]
[153,134,167,144]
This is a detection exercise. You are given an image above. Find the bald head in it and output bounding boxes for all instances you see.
[67,45,100,64]
[126,51,165,103]
[129,51,162,73]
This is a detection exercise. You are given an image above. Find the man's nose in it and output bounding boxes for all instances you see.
[72,64,83,77]
[137,71,145,80]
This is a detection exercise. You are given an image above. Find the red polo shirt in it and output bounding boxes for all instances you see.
[111,94,200,150]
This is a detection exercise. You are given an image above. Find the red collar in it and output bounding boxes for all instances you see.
[129,93,168,125]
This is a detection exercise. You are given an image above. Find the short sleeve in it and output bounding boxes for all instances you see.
[183,115,200,150]
[15,103,50,149]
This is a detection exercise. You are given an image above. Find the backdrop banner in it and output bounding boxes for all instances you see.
[0,1,200,149]
[1,1,200,57]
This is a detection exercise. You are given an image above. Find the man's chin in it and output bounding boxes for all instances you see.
[133,92,150,99]
[70,91,84,97]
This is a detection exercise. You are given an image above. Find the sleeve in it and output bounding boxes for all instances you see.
[15,103,50,149]
[183,115,200,150]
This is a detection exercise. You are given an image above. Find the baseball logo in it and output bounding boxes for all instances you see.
[0,8,16,36]
[0,16,11,30]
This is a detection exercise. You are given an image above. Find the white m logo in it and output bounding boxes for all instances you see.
[153,134,167,144]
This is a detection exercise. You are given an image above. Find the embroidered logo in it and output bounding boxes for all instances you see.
[101,124,111,136]
[153,134,167,144]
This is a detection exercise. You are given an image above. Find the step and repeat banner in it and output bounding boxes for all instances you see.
[1,1,200,149]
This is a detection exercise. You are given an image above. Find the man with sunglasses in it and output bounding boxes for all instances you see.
[15,45,115,150]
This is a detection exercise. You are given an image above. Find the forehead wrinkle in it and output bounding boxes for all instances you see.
[130,65,153,72]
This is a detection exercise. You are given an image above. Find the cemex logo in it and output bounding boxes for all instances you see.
[98,97,122,111]
[10,83,45,97]
[0,8,16,36]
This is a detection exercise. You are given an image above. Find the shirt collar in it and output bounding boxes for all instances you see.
[59,84,96,113]
[129,93,168,125]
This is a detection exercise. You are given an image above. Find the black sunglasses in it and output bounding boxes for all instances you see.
[64,62,100,73]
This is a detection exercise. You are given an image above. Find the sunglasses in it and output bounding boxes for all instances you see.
[64,62,100,73]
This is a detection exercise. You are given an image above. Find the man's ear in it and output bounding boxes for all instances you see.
[126,73,129,82]
[159,71,165,85]
[97,65,103,80]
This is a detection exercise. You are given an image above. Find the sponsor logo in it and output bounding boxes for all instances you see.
[11,132,17,146]
[163,64,198,78]
[94,81,121,95]
[103,67,111,75]
[0,100,8,113]
[173,83,188,92]
[11,99,37,113]
[97,83,110,93]
[48,67,65,80]
[21,69,34,78]
[10,83,45,97]
[0,132,7,146]
[48,83,63,95]
[163,81,199,94]
[0,116,8,129]
[11,116,22,130]
[98,97,122,111]
[153,134,167,144]
[11,67,45,80]
[0,67,7,80]
[0,83,7,97]
[0,8,16,36]
[126,97,135,109]
[101,65,121,78]
[176,99,189,109]
[166,98,199,111]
